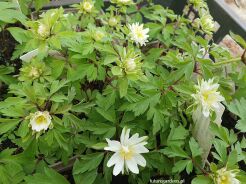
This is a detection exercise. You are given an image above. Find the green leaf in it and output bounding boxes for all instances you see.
[161,145,189,158]
[17,120,29,138]
[152,111,162,135]
[236,119,246,133]
[53,129,69,151]
[34,0,50,11]
[96,107,116,123]
[210,162,217,173]
[167,125,189,146]
[200,62,213,79]
[227,98,246,132]
[67,63,88,81]
[103,154,113,184]
[189,138,202,157]
[25,167,69,184]
[0,7,26,24]
[50,80,67,96]
[53,104,72,114]
[96,92,116,110]
[166,67,184,84]
[118,77,128,98]
[0,66,16,85]
[227,149,238,168]
[0,2,17,11]
[7,27,27,44]
[47,59,65,79]
[0,74,17,85]
[0,162,25,184]
[71,101,95,114]
[210,123,231,145]
[143,48,164,69]
[104,55,117,65]
[230,31,246,48]
[50,94,67,103]
[91,142,108,150]
[172,83,194,95]
[94,43,117,55]
[184,61,195,79]
[191,175,213,184]
[73,153,104,174]
[145,23,162,38]
[172,160,189,173]
[120,92,161,116]
[73,169,97,184]
[63,113,86,130]
[85,122,116,138]
[85,65,98,82]
[0,119,20,134]
[0,148,32,180]
[49,36,61,50]
[186,160,193,174]
[145,152,172,174]
[112,66,123,76]
[212,139,227,163]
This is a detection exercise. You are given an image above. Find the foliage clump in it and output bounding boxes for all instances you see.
[0,0,245,184]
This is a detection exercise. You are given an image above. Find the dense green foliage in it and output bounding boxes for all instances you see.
[0,0,245,183]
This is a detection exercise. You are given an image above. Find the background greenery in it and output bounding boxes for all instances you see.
[0,0,245,183]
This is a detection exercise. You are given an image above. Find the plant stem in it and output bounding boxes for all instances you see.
[191,157,209,176]
[213,57,241,66]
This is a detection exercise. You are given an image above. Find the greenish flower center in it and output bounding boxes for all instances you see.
[120,145,133,160]
[35,115,47,125]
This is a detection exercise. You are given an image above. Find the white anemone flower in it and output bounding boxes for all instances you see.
[192,79,225,162]
[215,167,240,184]
[128,23,149,46]
[30,111,52,132]
[192,78,225,118]
[104,128,149,176]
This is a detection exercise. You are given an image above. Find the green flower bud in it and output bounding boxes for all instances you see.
[108,17,118,27]
[200,14,215,34]
[82,1,94,13]
[19,60,50,81]
[116,48,144,81]
[29,67,41,79]
[189,0,207,9]
[37,23,50,38]
[77,0,95,14]
[93,30,106,42]
[125,58,137,72]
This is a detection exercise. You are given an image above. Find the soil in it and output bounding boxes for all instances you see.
[0,29,16,65]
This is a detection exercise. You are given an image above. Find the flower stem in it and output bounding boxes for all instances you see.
[213,57,241,66]
[191,157,209,176]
